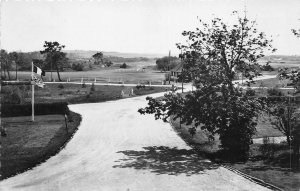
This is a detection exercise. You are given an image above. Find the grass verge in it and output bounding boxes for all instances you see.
[0,111,82,180]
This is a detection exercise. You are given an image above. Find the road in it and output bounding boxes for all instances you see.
[0,75,277,191]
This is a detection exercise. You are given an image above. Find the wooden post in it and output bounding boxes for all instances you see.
[181,50,183,93]
[64,114,69,134]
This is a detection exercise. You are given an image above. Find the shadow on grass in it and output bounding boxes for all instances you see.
[113,146,219,176]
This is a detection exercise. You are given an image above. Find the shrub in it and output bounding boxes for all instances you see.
[260,62,274,71]
[120,63,127,68]
[2,102,69,117]
[267,88,284,97]
[90,83,95,92]
[136,85,146,90]
[105,61,113,67]
[58,84,64,89]
[2,86,23,104]
[72,63,84,71]
[245,88,256,96]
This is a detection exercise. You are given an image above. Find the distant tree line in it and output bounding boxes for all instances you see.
[155,56,180,71]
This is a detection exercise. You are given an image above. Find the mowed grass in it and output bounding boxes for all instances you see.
[26,83,170,104]
[14,60,166,84]
[0,112,82,180]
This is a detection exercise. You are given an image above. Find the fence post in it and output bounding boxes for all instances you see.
[64,114,69,134]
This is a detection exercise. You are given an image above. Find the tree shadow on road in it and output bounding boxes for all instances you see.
[113,146,220,176]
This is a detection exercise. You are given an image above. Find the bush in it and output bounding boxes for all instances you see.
[136,85,146,90]
[260,62,274,71]
[90,83,95,92]
[58,84,64,89]
[267,88,284,97]
[120,63,127,68]
[72,63,84,71]
[245,88,256,96]
[2,86,23,104]
[2,102,69,117]
[105,61,113,67]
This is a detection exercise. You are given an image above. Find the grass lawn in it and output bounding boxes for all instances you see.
[15,67,166,85]
[2,83,171,105]
[249,77,292,88]
[0,112,82,180]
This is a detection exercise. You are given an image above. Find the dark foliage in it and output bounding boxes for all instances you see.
[156,56,179,71]
[2,102,69,117]
[138,12,275,161]
[71,63,84,71]
[120,63,127,68]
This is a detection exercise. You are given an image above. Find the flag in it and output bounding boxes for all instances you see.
[32,74,45,88]
[33,65,46,76]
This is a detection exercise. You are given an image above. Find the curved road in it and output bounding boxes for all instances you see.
[0,90,272,190]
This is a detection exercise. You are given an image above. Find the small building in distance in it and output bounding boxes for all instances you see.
[170,63,183,79]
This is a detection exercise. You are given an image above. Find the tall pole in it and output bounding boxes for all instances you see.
[14,61,17,80]
[51,61,53,82]
[181,50,183,93]
[31,62,34,122]
[168,50,171,84]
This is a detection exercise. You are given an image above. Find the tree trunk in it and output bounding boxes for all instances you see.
[15,63,18,80]
[7,67,11,80]
[56,65,62,81]
[5,62,10,80]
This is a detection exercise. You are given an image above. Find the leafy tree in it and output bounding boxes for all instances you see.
[260,61,274,71]
[40,41,67,81]
[156,56,179,71]
[292,28,300,38]
[270,103,298,146]
[120,63,127,68]
[8,52,19,79]
[92,52,104,65]
[0,49,12,80]
[104,60,113,67]
[139,12,275,160]
[273,27,300,162]
[72,63,84,71]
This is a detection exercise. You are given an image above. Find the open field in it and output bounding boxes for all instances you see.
[15,69,167,84]
[0,112,82,180]
[1,83,171,105]
[13,60,166,84]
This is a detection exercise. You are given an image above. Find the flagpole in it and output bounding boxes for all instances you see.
[31,62,34,122]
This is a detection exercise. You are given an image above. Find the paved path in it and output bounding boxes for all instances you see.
[0,75,276,191]
[0,91,270,191]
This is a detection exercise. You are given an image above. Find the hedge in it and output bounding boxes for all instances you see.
[2,102,69,117]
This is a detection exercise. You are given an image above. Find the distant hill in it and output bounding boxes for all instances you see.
[260,55,300,62]
[63,50,165,59]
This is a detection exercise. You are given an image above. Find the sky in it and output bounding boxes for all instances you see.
[1,0,300,56]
